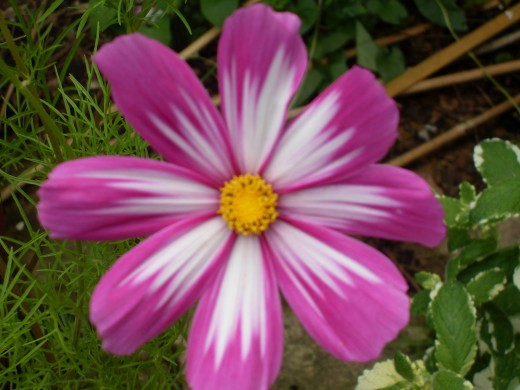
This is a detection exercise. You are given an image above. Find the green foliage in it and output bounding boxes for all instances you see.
[356,358,429,390]
[355,21,380,71]
[394,352,417,382]
[431,281,477,376]
[366,0,408,25]
[200,0,238,27]
[85,0,191,42]
[3,0,511,388]
[267,0,473,105]
[80,0,474,110]
[358,138,520,389]
[432,370,472,389]
[471,140,520,224]
[414,0,467,31]
[349,19,405,83]
[1,2,187,387]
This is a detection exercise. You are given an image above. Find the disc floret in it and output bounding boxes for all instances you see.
[219,174,278,235]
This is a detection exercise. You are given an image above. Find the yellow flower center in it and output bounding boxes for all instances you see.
[218,174,278,235]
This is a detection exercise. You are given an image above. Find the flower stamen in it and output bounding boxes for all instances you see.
[218,174,278,235]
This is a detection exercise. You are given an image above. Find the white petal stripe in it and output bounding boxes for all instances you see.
[265,92,361,188]
[121,218,230,309]
[82,169,218,216]
[268,221,381,288]
[223,48,298,173]
[205,236,268,367]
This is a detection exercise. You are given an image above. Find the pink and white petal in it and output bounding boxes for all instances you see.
[90,216,234,355]
[218,4,307,173]
[265,220,410,362]
[264,66,398,192]
[38,156,219,241]
[279,165,446,247]
[187,235,282,390]
[94,33,233,184]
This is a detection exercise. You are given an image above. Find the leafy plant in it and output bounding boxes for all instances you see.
[263,0,469,105]
[0,2,188,387]
[356,139,520,390]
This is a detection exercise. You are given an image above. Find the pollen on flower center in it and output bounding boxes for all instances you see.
[218,174,278,235]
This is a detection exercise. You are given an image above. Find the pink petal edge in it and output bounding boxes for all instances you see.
[90,216,234,355]
[264,66,399,192]
[279,164,446,247]
[265,219,410,362]
[37,156,219,241]
[218,4,307,174]
[94,33,234,185]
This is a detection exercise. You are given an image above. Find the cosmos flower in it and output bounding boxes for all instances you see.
[37,4,445,390]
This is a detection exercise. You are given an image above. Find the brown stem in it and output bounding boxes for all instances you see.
[345,23,432,59]
[402,60,520,95]
[384,3,520,97]
[388,94,520,167]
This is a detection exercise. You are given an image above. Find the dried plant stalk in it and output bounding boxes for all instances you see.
[402,60,520,95]
[345,23,431,59]
[385,3,520,97]
[388,94,520,167]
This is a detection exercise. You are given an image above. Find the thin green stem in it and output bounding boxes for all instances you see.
[72,241,84,348]
[0,9,74,162]
[308,0,324,64]
[435,0,520,114]
[133,1,156,32]
[0,58,69,162]
[290,0,323,108]
[0,11,29,76]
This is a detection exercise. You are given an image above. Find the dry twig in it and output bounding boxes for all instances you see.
[402,60,520,95]
[345,23,432,59]
[385,3,520,97]
[388,94,520,167]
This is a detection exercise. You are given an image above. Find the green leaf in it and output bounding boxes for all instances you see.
[376,46,405,82]
[465,268,507,305]
[367,0,408,25]
[480,304,514,354]
[470,180,520,224]
[446,258,461,281]
[415,271,441,290]
[326,53,348,80]
[439,196,463,228]
[355,21,381,71]
[494,350,520,390]
[513,265,520,290]
[432,370,473,390]
[447,228,471,252]
[474,139,520,186]
[456,239,497,267]
[170,7,192,35]
[313,31,351,59]
[139,9,172,46]
[355,359,405,390]
[458,246,519,284]
[411,289,430,316]
[459,181,476,205]
[89,0,118,31]
[394,352,415,381]
[413,0,467,31]
[200,0,238,27]
[292,68,323,106]
[431,281,477,375]
[342,2,370,18]
[289,0,317,34]
[493,285,520,316]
